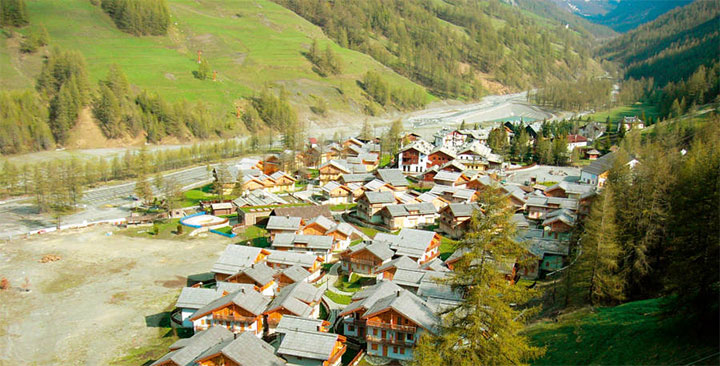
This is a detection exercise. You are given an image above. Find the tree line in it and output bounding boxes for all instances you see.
[361,71,427,114]
[98,0,170,36]
[0,0,28,27]
[272,0,599,98]
[530,78,613,111]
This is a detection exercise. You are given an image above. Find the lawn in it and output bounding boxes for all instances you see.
[333,273,375,293]
[120,218,187,239]
[2,0,431,117]
[525,298,720,365]
[324,289,352,305]
[439,235,458,261]
[330,203,357,211]
[587,102,660,125]
[357,225,380,239]
[235,225,269,247]
[181,184,218,207]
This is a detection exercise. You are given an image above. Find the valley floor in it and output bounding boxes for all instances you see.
[0,226,229,365]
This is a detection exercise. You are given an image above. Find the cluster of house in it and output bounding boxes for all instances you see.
[177,118,641,365]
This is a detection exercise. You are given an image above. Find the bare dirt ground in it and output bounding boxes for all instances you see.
[0,226,229,365]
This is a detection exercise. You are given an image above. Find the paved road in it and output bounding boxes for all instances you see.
[0,163,220,239]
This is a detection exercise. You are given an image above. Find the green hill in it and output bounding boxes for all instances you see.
[0,0,429,121]
[525,298,720,365]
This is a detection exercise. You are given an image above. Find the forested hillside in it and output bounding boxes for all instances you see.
[273,0,605,98]
[584,0,693,32]
[0,0,430,154]
[598,0,719,86]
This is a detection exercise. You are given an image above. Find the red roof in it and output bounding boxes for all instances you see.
[567,134,587,143]
[308,137,318,144]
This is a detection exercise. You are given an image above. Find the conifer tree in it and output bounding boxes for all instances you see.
[0,0,29,27]
[572,186,624,305]
[414,188,544,365]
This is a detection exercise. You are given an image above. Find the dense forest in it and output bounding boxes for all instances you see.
[0,0,28,27]
[98,0,170,36]
[585,0,693,33]
[598,0,720,87]
[273,0,601,98]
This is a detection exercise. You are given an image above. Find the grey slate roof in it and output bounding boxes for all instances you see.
[340,173,375,183]
[511,213,530,229]
[276,315,325,333]
[233,190,287,207]
[420,257,450,272]
[276,329,339,361]
[266,282,323,316]
[375,169,409,187]
[271,233,333,251]
[391,268,428,288]
[526,196,578,210]
[271,205,333,220]
[195,331,285,366]
[375,256,419,273]
[175,287,222,309]
[190,288,270,320]
[582,151,616,176]
[216,282,256,294]
[363,179,390,191]
[547,181,595,196]
[445,203,480,217]
[434,170,463,184]
[279,265,311,283]
[382,202,436,218]
[361,286,440,334]
[375,228,437,258]
[151,326,234,366]
[346,240,395,261]
[212,245,263,275]
[235,262,276,285]
[305,215,337,231]
[266,250,320,268]
[363,191,396,204]
[266,216,302,231]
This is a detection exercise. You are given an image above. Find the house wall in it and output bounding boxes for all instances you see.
[364,309,424,361]
[281,355,323,366]
[399,149,428,173]
[198,355,239,366]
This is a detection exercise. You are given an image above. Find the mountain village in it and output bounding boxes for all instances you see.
[143,117,637,366]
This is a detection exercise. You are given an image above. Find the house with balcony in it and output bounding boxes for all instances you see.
[356,191,397,224]
[378,203,437,231]
[302,216,357,252]
[267,171,297,193]
[525,196,578,220]
[211,245,270,282]
[321,181,353,205]
[427,147,456,169]
[224,262,278,297]
[150,326,235,366]
[374,256,420,281]
[340,281,440,361]
[270,234,334,262]
[375,169,410,190]
[188,288,270,337]
[375,229,441,265]
[438,203,480,239]
[433,171,470,187]
[265,250,323,281]
[275,328,347,366]
[398,140,433,173]
[193,331,286,366]
[274,265,312,291]
[264,281,324,333]
[545,181,595,199]
[339,240,395,275]
[266,216,303,241]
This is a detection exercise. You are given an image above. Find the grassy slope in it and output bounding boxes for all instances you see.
[525,298,720,365]
[0,0,430,118]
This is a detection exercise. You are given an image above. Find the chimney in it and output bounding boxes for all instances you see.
[396,290,402,297]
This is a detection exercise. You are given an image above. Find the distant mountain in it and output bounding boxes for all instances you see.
[513,0,617,39]
[551,0,694,32]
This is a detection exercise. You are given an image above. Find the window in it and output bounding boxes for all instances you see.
[348,325,355,332]
[400,347,406,355]
[371,343,378,351]
[373,328,378,336]
[407,333,414,341]
[393,346,398,353]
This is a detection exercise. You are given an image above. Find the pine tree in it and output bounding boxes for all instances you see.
[134,172,153,204]
[0,0,29,27]
[551,135,568,166]
[572,186,624,305]
[414,188,544,365]
[196,57,211,80]
[359,120,373,140]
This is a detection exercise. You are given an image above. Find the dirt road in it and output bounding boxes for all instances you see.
[0,227,228,365]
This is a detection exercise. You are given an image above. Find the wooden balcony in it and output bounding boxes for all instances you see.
[346,257,377,266]
[323,345,347,366]
[365,320,416,332]
[213,314,257,323]
[365,335,415,346]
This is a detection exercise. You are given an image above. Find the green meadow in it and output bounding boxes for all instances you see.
[0,0,430,116]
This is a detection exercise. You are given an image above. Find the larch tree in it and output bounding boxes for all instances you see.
[414,187,544,366]
[571,185,624,305]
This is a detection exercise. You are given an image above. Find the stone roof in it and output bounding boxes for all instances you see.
[266,216,302,231]
[582,151,617,176]
[190,288,270,320]
[266,282,324,317]
[381,202,436,218]
[304,215,336,231]
[375,256,420,273]
[444,203,480,218]
[340,173,374,184]
[546,181,595,196]
[195,331,284,366]
[276,329,340,361]
[175,287,222,310]
[434,171,463,183]
[361,286,440,334]
[276,315,326,333]
[345,240,394,261]
[362,191,396,204]
[271,233,334,251]
[375,169,409,187]
[232,190,287,207]
[272,205,333,220]
[375,228,437,258]
[278,265,312,283]
[266,250,319,268]
[363,179,390,191]
[151,326,234,366]
[212,245,264,275]
[235,262,277,285]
